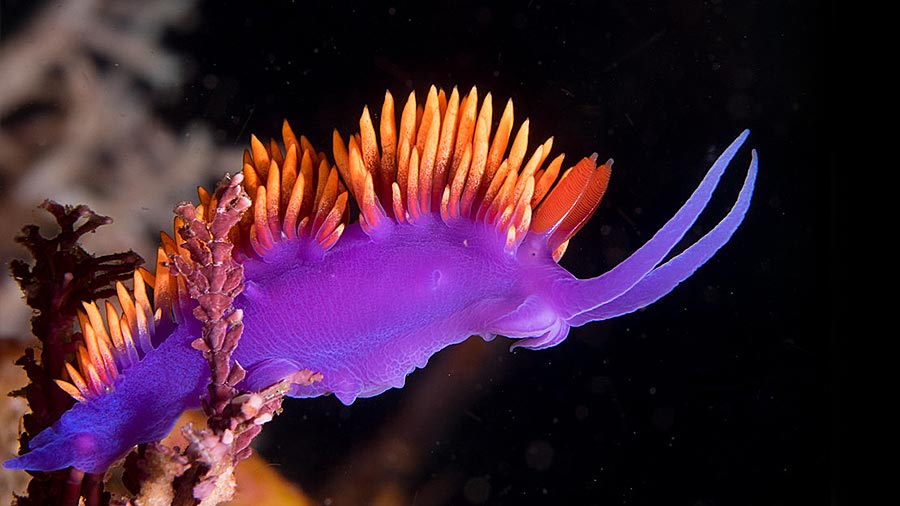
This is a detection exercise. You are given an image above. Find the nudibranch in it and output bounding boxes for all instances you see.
[5,86,757,474]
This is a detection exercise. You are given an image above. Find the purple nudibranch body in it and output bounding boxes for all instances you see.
[4,86,757,474]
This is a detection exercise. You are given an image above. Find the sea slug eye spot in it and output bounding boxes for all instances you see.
[516,234,553,264]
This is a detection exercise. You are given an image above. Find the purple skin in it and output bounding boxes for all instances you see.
[4,131,757,474]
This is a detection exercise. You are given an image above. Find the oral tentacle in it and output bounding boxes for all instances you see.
[567,148,758,326]
[555,130,751,319]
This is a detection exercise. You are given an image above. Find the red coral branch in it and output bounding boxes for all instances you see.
[9,201,143,506]
[171,174,250,430]
[155,173,321,504]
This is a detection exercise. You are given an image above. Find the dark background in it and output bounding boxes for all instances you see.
[3,0,833,504]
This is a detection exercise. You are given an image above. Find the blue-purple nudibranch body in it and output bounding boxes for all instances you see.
[4,87,758,474]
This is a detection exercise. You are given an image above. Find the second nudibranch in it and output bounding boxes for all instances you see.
[4,85,757,474]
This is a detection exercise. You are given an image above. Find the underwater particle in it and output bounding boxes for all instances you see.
[575,404,590,420]
[463,475,491,503]
[652,406,675,431]
[525,440,554,471]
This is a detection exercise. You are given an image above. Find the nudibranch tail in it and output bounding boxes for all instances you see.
[333,85,609,257]
[5,252,207,472]
[558,130,757,324]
